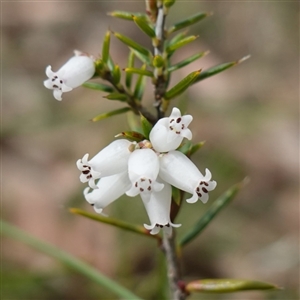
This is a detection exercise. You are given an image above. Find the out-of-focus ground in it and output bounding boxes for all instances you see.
[2,2,299,300]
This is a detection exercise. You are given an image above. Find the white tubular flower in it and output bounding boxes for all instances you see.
[143,179,181,236]
[126,149,164,201]
[150,107,193,152]
[159,150,217,204]
[84,172,131,215]
[77,139,133,189]
[44,50,95,101]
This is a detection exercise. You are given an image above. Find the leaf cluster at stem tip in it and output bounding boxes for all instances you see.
[82,6,249,124]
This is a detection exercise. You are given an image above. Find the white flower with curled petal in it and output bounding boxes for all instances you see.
[143,179,181,236]
[77,139,133,189]
[83,172,131,215]
[44,50,95,101]
[126,149,164,202]
[150,107,193,152]
[159,150,217,204]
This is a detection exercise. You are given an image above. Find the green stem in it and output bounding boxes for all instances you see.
[153,3,168,118]
[1,219,143,300]
[105,72,157,125]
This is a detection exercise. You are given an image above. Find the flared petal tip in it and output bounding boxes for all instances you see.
[144,223,159,235]
[43,79,52,89]
[210,180,217,190]
[94,206,104,214]
[182,128,192,140]
[88,179,98,189]
[186,192,199,204]
[144,222,181,235]
[76,154,89,170]
[45,65,54,77]
[79,173,89,183]
[203,168,212,181]
[53,89,63,101]
[153,182,164,192]
[125,185,140,198]
[170,107,181,117]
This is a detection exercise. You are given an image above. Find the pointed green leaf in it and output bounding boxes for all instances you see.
[133,15,156,38]
[134,65,147,101]
[168,51,209,73]
[179,179,248,247]
[124,67,153,77]
[186,279,280,293]
[115,131,146,142]
[140,113,153,139]
[189,141,205,156]
[166,35,198,53]
[127,111,143,132]
[107,55,115,72]
[70,209,160,241]
[130,48,153,66]
[108,10,147,21]
[92,107,131,122]
[164,70,201,100]
[113,31,153,58]
[103,92,128,101]
[193,55,251,83]
[112,64,121,84]
[168,31,187,47]
[126,51,135,89]
[102,31,111,64]
[83,82,114,93]
[168,12,211,34]
[1,220,143,300]
[177,141,193,155]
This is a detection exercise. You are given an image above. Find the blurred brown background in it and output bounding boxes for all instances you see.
[2,1,299,300]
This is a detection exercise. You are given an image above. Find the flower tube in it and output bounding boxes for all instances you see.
[77,139,133,188]
[150,107,193,152]
[44,50,95,100]
[159,150,217,203]
[84,172,131,215]
[126,148,164,201]
[143,179,181,235]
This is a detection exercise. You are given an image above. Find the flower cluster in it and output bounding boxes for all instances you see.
[44,50,95,101]
[77,108,217,235]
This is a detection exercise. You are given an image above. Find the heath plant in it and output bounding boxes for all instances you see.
[2,1,280,299]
